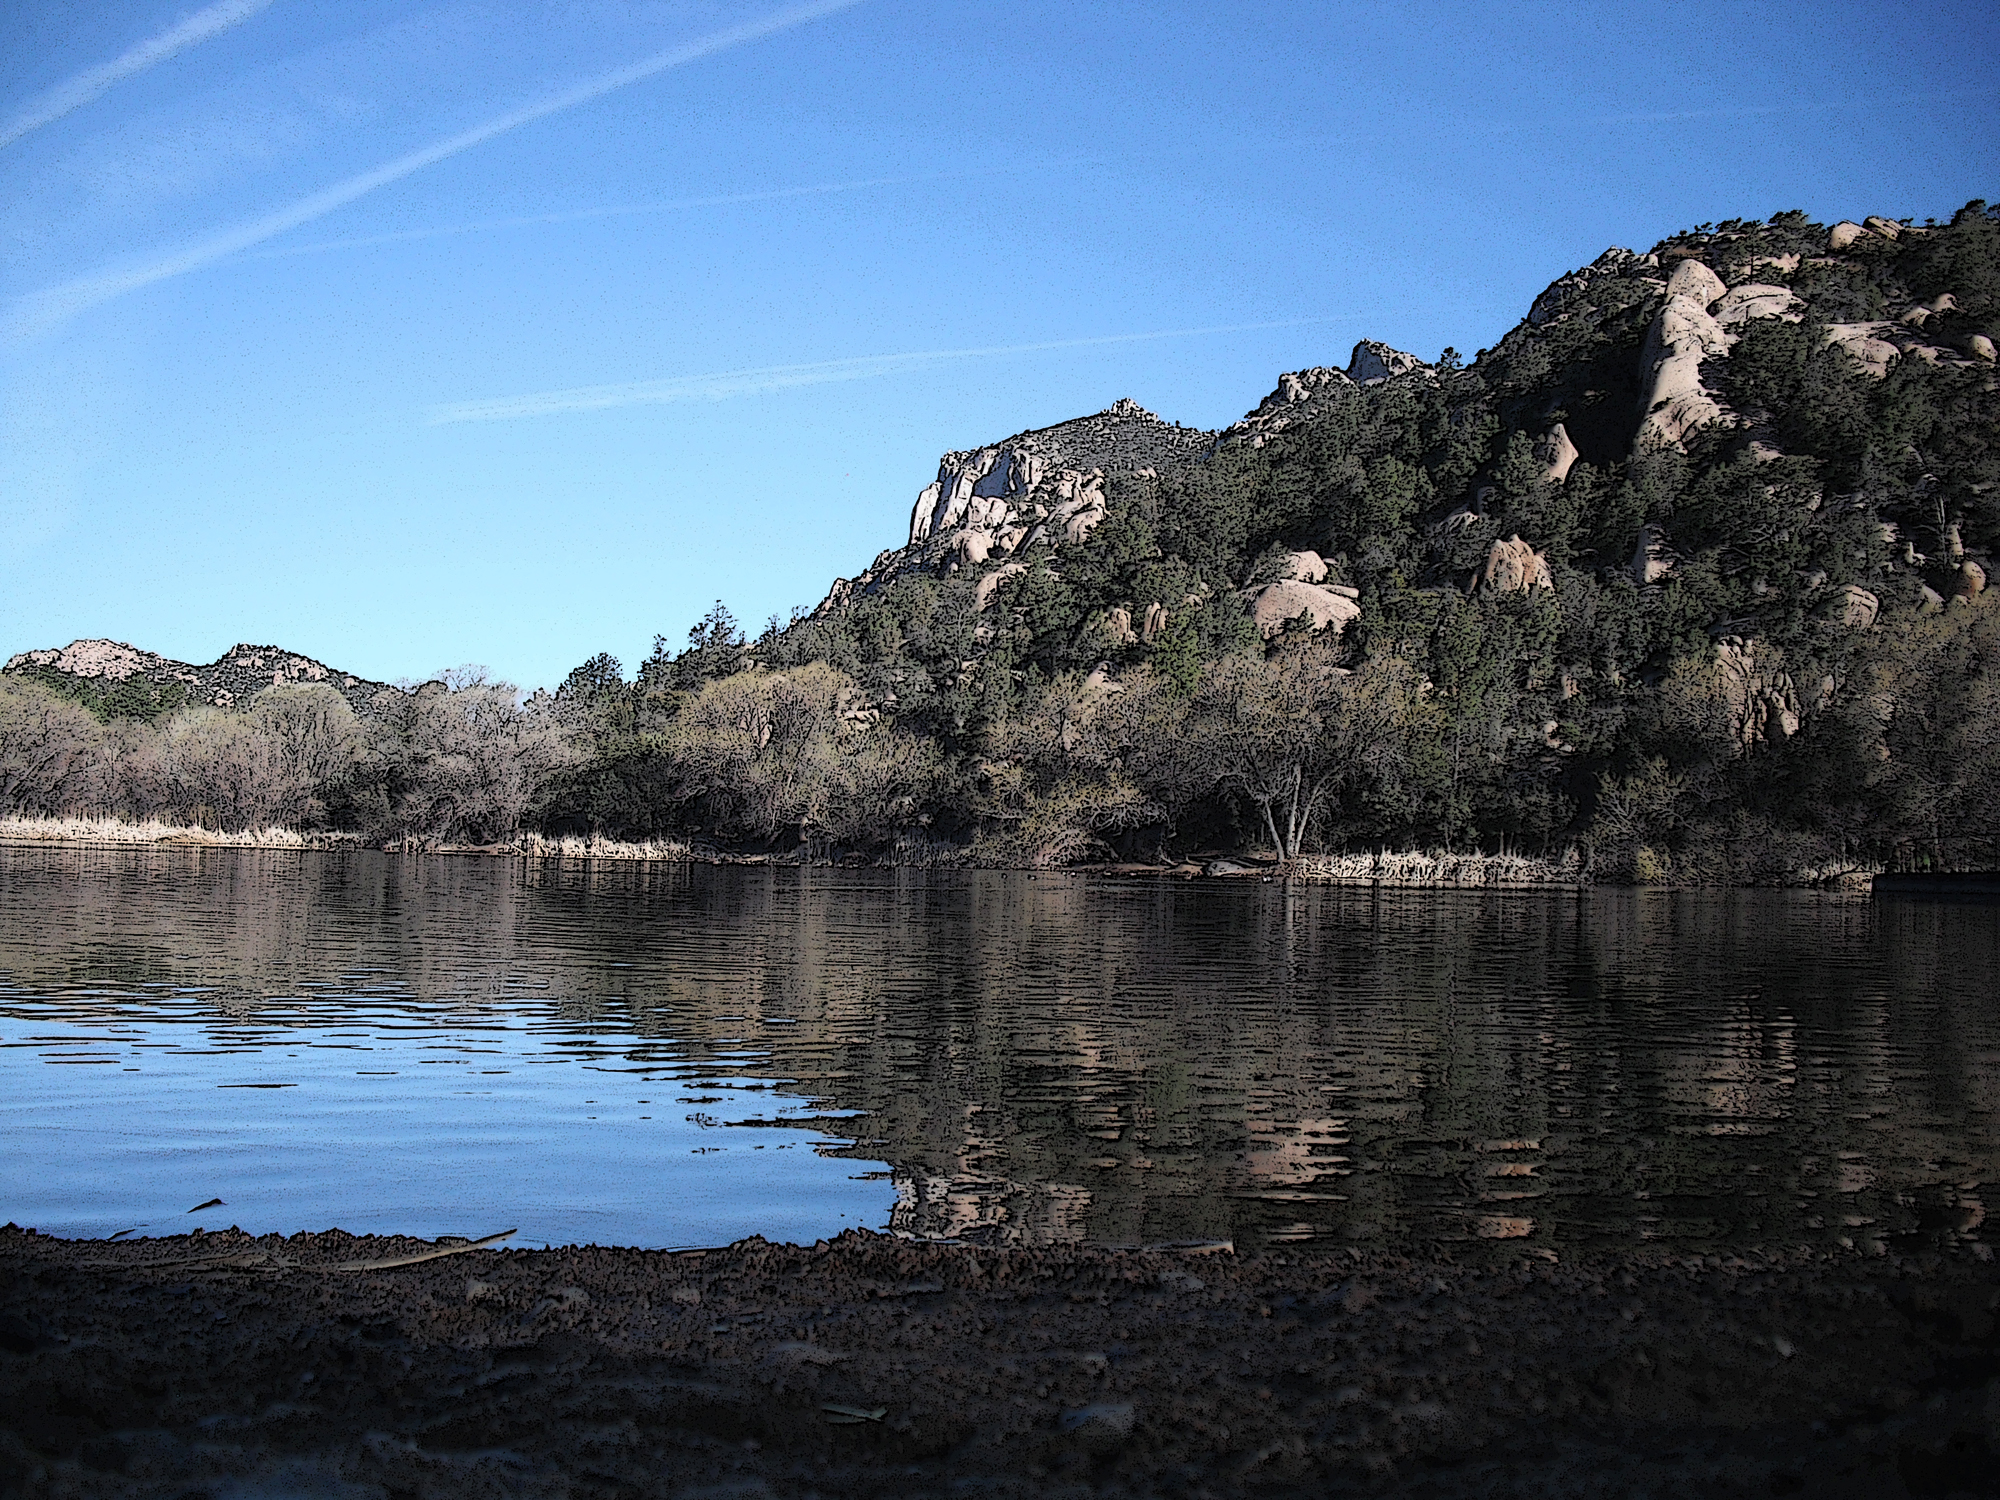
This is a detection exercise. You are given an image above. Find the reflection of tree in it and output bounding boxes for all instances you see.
[2,848,1996,1254]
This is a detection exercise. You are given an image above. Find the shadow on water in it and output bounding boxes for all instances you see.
[0,845,1993,1257]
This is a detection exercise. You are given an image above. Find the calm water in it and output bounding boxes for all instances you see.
[1,844,1994,1256]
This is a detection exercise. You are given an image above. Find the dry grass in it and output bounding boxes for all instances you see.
[508,832,695,861]
[0,815,360,849]
[1291,848,1584,886]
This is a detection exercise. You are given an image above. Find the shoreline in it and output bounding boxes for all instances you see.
[0,818,1893,890]
[4,1225,1995,1497]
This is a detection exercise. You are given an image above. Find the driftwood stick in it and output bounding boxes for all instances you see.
[314,1229,518,1272]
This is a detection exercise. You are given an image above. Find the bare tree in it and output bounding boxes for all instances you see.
[247,684,364,825]
[382,681,574,844]
[133,709,296,831]
[0,677,112,815]
[1184,642,1422,860]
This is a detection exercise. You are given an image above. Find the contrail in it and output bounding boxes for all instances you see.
[5,0,863,340]
[245,170,988,260]
[245,156,1105,260]
[1,0,275,150]
[427,320,1343,424]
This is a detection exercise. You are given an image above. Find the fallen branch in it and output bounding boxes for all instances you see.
[313,1229,518,1272]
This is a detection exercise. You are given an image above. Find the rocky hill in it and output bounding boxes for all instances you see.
[797,205,1993,714]
[4,639,392,719]
[703,201,1997,874]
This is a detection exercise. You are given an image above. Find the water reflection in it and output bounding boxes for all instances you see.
[0,845,1993,1256]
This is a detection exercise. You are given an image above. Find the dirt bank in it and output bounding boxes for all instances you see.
[3,1226,1997,1498]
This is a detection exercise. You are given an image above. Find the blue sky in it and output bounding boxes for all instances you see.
[3,0,1996,691]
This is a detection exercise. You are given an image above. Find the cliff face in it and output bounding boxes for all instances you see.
[4,639,390,715]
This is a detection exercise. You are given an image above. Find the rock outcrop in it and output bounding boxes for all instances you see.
[1480,537,1555,594]
[1715,639,1801,745]
[1227,341,1429,447]
[1242,580,1362,640]
[908,399,1211,548]
[4,640,390,714]
[1635,260,1736,451]
[1534,424,1580,484]
[1632,523,1676,585]
[1279,549,1331,584]
[1821,584,1881,629]
[1345,340,1428,385]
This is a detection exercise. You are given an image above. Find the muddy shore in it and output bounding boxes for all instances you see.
[4,1226,1997,1498]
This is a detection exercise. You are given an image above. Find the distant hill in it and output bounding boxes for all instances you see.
[4,639,392,720]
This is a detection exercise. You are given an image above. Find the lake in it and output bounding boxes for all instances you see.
[1,844,1994,1257]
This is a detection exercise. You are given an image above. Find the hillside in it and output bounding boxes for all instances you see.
[643,200,1998,876]
[5,640,391,720]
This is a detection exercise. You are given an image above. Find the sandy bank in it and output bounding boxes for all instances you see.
[4,1226,1996,1498]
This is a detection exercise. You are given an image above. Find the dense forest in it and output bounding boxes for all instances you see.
[4,203,1996,881]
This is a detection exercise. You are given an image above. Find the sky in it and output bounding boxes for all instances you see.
[2,0,1996,692]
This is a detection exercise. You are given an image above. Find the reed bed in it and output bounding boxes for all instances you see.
[1291,848,1584,886]
[507,832,696,861]
[0,815,359,849]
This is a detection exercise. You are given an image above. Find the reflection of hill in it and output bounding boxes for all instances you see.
[2,847,1995,1254]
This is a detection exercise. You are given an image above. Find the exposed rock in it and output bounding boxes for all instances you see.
[1636,263,1733,450]
[1825,323,1905,379]
[1243,580,1362,640]
[1082,662,1123,696]
[1141,603,1169,645]
[1967,333,1997,362]
[1956,561,1988,598]
[1280,549,1330,584]
[1105,607,1138,646]
[1822,584,1881,629]
[908,400,1212,546]
[1742,252,1801,276]
[8,638,171,681]
[1664,258,1727,309]
[1828,221,1867,252]
[1535,424,1580,483]
[1346,340,1427,384]
[1229,367,1353,442]
[5,639,387,714]
[1920,584,1946,614]
[1480,536,1555,594]
[1632,523,1676,585]
[1527,246,1642,326]
[1863,216,1904,240]
[1713,283,1804,330]
[1715,640,1801,744]
[950,530,992,565]
[975,562,1030,611]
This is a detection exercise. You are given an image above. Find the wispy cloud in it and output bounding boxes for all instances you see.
[0,0,275,150]
[428,320,1340,424]
[5,0,863,340]
[245,165,1063,260]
